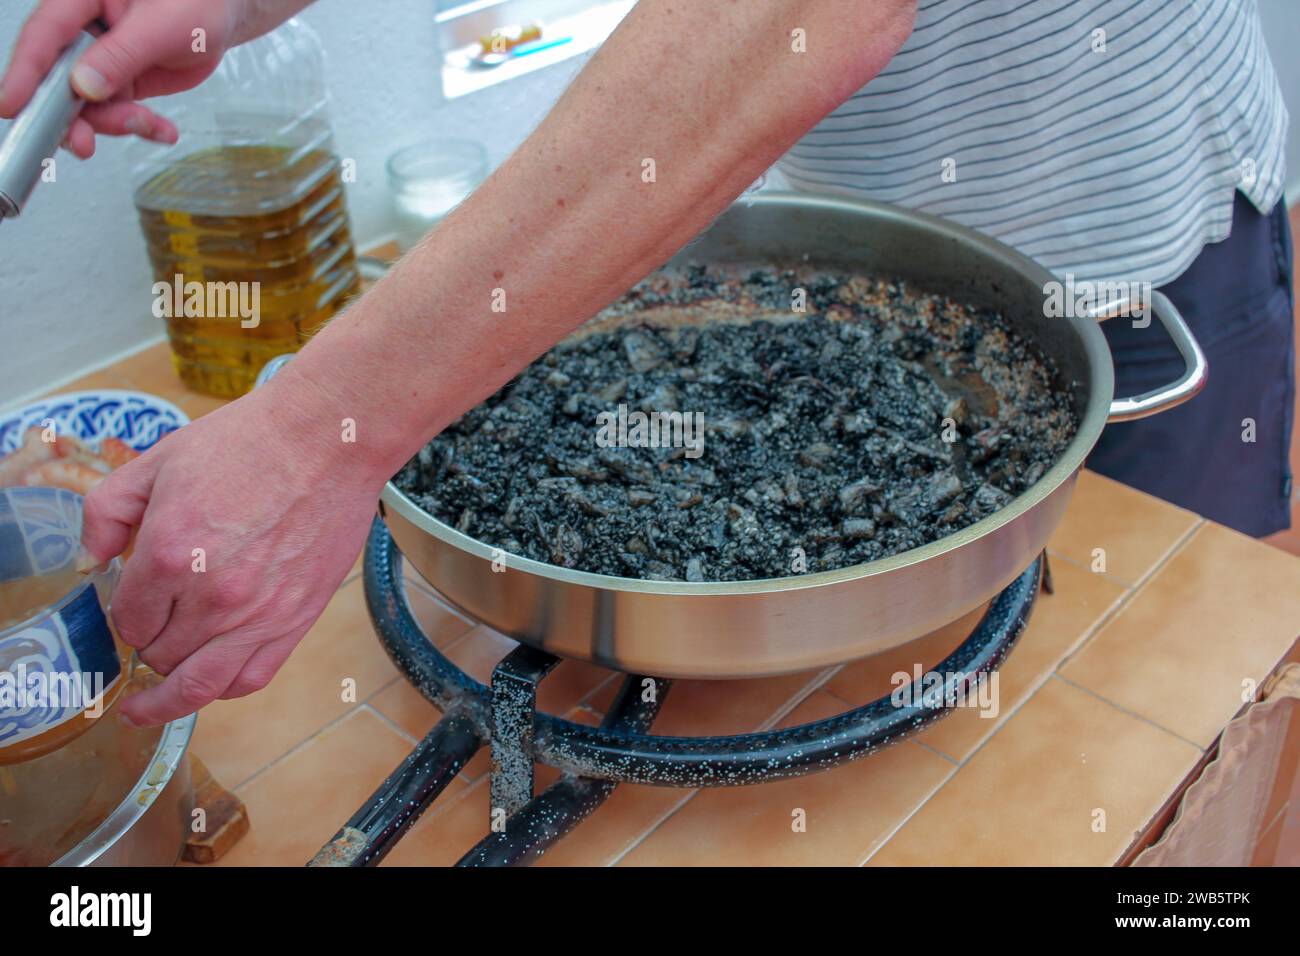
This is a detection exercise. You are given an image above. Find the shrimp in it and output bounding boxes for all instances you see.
[0,427,56,485]
[52,434,112,473]
[98,437,140,469]
[1,427,139,492]
[20,459,107,496]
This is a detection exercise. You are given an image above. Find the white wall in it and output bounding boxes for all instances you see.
[1,0,1298,407]
[0,0,587,406]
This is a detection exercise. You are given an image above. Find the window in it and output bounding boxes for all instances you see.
[436,0,635,98]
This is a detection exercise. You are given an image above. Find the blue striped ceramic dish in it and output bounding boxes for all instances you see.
[0,390,190,456]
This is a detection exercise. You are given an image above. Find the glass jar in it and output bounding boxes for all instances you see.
[387,137,488,251]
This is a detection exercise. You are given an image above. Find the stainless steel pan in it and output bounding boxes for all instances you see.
[381,193,1207,678]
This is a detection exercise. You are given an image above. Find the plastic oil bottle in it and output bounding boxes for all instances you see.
[131,18,360,397]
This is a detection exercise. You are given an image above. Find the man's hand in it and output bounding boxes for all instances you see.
[0,0,310,157]
[82,369,387,727]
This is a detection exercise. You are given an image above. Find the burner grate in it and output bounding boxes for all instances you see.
[311,519,1044,867]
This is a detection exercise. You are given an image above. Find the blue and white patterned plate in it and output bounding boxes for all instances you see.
[0,389,190,456]
[0,486,85,583]
[0,487,122,753]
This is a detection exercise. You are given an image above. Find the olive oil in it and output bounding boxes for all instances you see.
[134,144,360,397]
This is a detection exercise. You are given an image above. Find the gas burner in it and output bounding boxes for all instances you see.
[311,520,1046,867]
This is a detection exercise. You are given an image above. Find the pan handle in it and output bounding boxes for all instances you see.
[1095,290,1208,423]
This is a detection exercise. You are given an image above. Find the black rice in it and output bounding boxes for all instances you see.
[394,266,1078,581]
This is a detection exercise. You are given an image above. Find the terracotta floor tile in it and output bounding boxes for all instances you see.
[1060,523,1300,747]
[216,708,441,866]
[367,678,493,781]
[374,567,493,733]
[532,660,619,717]
[171,389,230,421]
[365,241,402,263]
[381,779,494,866]
[538,785,694,867]
[368,679,441,742]
[41,366,135,398]
[368,612,618,783]
[399,582,476,650]
[383,764,565,866]
[587,676,624,714]
[111,341,183,396]
[399,570,482,635]
[823,604,990,707]
[868,678,1202,866]
[604,669,829,738]
[433,625,612,717]
[618,692,952,866]
[73,336,235,420]
[569,674,622,716]
[37,340,214,420]
[86,341,228,420]
[385,705,682,867]
[443,625,519,682]
[1048,469,1200,586]
[108,339,249,420]
[536,707,694,867]
[916,558,1129,761]
[566,706,603,727]
[367,622,617,785]
[402,559,437,592]
[189,577,400,787]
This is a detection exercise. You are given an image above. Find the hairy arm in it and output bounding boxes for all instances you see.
[85,0,917,725]
[284,0,917,483]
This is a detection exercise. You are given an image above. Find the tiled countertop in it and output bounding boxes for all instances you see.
[52,338,1300,868]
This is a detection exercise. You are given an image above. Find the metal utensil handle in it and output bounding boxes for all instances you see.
[0,30,96,219]
[254,354,294,388]
[1100,290,1209,422]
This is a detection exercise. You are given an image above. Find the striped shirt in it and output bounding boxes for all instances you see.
[780,0,1288,287]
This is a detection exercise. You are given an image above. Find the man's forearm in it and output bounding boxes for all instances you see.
[283,0,916,486]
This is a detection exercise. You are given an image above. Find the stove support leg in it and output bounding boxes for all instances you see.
[458,674,671,866]
[489,645,561,822]
[351,523,1044,863]
[308,709,483,867]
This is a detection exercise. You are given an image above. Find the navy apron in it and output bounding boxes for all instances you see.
[1087,191,1295,538]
